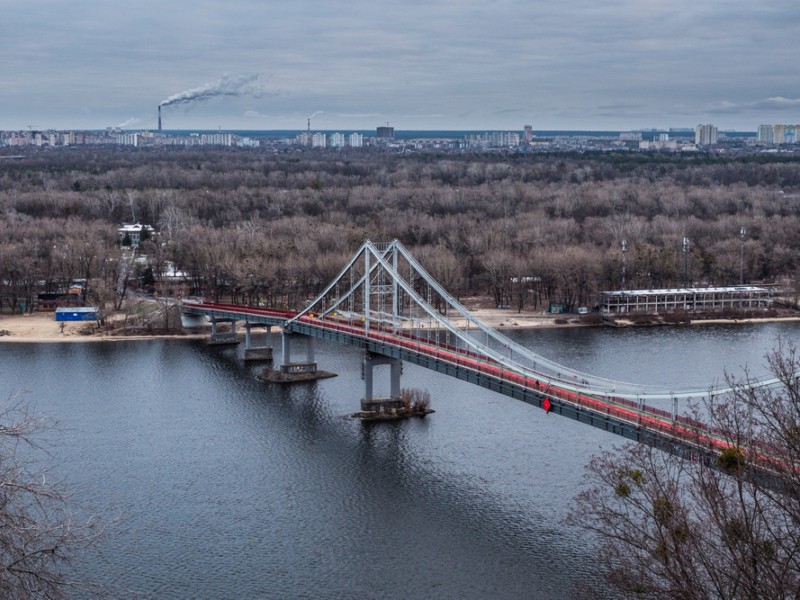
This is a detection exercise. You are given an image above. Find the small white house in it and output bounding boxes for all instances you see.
[118,223,154,247]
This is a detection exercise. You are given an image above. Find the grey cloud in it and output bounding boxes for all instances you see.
[2,0,800,130]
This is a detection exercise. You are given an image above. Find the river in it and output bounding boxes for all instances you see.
[2,321,799,599]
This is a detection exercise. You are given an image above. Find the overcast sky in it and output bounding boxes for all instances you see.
[3,0,799,132]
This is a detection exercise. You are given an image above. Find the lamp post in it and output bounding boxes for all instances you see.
[621,239,627,290]
[739,226,746,285]
[682,237,689,288]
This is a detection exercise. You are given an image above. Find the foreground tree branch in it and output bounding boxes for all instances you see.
[0,393,105,599]
[569,340,800,599]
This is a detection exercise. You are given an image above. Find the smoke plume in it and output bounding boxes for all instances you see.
[116,117,139,128]
[160,74,261,107]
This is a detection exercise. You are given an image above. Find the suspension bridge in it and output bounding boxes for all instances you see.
[181,239,791,475]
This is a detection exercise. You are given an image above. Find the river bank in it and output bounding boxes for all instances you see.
[0,311,206,342]
[0,309,568,342]
[0,307,798,343]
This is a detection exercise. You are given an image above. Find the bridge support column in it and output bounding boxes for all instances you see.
[359,352,403,416]
[208,317,239,345]
[243,323,273,361]
[279,332,317,376]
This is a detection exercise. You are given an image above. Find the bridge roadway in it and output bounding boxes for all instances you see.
[182,301,755,466]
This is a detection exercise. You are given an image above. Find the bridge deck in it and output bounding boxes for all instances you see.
[181,237,792,487]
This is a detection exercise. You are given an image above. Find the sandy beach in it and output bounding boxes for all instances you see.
[0,311,207,342]
[0,308,581,343]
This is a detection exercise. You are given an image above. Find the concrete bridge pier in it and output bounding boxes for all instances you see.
[279,331,318,376]
[360,352,403,416]
[209,317,239,345]
[243,323,273,361]
[257,330,334,383]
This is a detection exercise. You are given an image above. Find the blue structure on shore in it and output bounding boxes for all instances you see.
[55,307,99,322]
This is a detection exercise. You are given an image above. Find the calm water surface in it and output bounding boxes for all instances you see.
[2,321,799,599]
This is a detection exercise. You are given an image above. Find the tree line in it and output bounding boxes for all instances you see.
[570,342,800,598]
[0,146,799,312]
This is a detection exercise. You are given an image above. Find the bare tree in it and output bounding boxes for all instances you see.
[481,249,516,308]
[0,393,105,598]
[568,340,800,599]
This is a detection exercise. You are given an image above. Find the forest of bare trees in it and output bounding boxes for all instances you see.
[0,146,799,313]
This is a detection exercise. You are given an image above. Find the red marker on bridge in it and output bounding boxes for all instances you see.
[543,398,551,413]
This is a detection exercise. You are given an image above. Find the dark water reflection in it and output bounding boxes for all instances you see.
[1,321,798,599]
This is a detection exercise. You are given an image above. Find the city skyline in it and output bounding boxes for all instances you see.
[4,0,800,132]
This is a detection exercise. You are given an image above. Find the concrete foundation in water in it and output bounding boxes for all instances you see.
[352,397,435,421]
[257,367,337,383]
[244,347,273,361]
[208,332,239,345]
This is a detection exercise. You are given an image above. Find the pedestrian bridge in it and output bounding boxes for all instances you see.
[182,239,792,479]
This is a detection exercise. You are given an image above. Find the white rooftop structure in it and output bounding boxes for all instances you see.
[600,285,772,313]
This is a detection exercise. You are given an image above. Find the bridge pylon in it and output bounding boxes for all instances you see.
[288,239,723,402]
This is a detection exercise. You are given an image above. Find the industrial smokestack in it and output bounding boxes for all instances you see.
[158,105,162,132]
[306,111,322,133]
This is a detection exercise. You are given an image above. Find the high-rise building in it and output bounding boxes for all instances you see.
[463,131,521,148]
[639,139,677,151]
[619,131,643,141]
[376,126,394,138]
[330,133,346,148]
[199,133,232,146]
[523,125,533,143]
[695,124,718,146]
[773,124,786,144]
[349,133,364,148]
[114,133,139,147]
[757,125,774,143]
[311,133,327,148]
[488,131,519,147]
[768,124,800,144]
